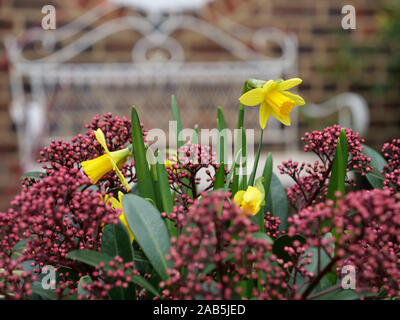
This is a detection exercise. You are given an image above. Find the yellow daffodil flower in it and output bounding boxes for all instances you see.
[233,185,264,216]
[81,129,131,191]
[104,191,134,242]
[239,78,305,129]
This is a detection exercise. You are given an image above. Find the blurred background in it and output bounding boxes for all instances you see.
[0,0,399,210]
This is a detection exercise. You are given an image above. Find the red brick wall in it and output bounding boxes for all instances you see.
[0,0,398,210]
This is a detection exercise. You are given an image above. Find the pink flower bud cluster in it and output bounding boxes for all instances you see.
[280,126,372,211]
[264,211,285,239]
[160,191,287,300]
[0,210,36,299]
[79,256,139,300]
[8,168,119,272]
[288,189,400,298]
[382,139,400,194]
[166,142,224,204]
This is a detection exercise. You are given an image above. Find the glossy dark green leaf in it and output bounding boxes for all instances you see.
[101,221,134,263]
[326,131,348,202]
[312,289,374,300]
[77,275,93,296]
[130,275,160,297]
[67,250,113,268]
[272,235,305,262]
[30,283,58,300]
[131,106,156,201]
[362,144,387,189]
[156,152,177,237]
[217,107,227,164]
[213,163,225,190]
[122,194,171,281]
[239,128,247,190]
[265,173,288,231]
[262,153,273,204]
[252,232,273,245]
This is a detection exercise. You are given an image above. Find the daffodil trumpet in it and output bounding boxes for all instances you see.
[81,129,132,191]
[239,78,305,130]
[233,181,265,216]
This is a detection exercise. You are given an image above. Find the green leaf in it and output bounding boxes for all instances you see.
[292,234,335,295]
[69,250,135,300]
[273,235,306,262]
[326,130,348,202]
[239,128,247,190]
[362,144,387,189]
[248,130,264,186]
[21,171,47,180]
[232,128,244,194]
[265,173,288,231]
[77,275,93,297]
[339,129,349,173]
[312,289,374,300]
[252,232,273,245]
[213,163,226,190]
[171,95,183,149]
[224,148,242,190]
[156,152,177,237]
[30,283,58,300]
[156,153,174,215]
[122,194,171,281]
[67,250,113,268]
[217,107,227,164]
[262,153,273,203]
[131,106,156,202]
[101,221,134,263]
[130,275,160,297]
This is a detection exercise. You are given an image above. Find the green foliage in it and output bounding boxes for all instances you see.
[101,221,134,263]
[68,249,114,268]
[362,144,387,189]
[265,173,288,231]
[213,163,226,190]
[155,152,177,237]
[217,106,227,164]
[122,194,171,281]
[326,129,348,202]
[131,106,156,202]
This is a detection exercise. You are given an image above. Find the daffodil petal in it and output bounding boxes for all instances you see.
[94,129,110,154]
[243,186,261,203]
[233,190,245,206]
[117,191,124,203]
[280,91,306,106]
[252,203,261,215]
[108,197,122,210]
[277,78,302,91]
[259,102,270,130]
[239,88,265,106]
[262,80,276,93]
[113,165,130,191]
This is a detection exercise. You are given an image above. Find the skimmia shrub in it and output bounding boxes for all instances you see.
[0,78,399,300]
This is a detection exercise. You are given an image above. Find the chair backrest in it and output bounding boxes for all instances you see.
[5,3,299,170]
